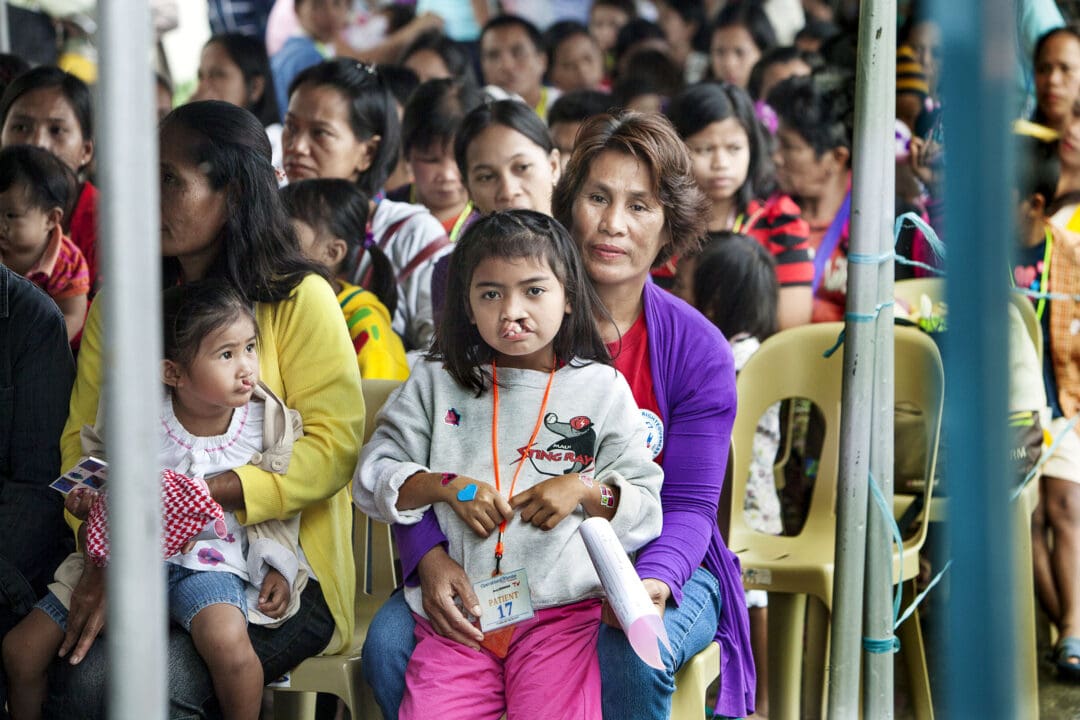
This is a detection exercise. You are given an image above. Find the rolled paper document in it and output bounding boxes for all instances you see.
[579,516,672,669]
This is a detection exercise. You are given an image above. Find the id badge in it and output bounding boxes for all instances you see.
[473,568,535,632]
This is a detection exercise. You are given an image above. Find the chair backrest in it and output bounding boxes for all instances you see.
[352,379,403,637]
[1009,290,1043,365]
[728,323,944,552]
[894,277,945,315]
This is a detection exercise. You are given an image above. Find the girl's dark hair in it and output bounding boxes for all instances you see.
[159,100,326,301]
[794,18,841,47]
[592,0,637,19]
[376,63,420,107]
[162,279,258,368]
[279,178,398,315]
[548,89,612,127]
[0,144,76,215]
[288,59,401,198]
[553,111,710,265]
[454,99,554,177]
[544,21,597,74]
[0,54,30,98]
[659,0,710,51]
[402,77,486,157]
[1033,26,1080,125]
[747,45,822,100]
[400,31,479,88]
[431,209,611,396]
[710,1,778,57]
[613,18,666,69]
[668,82,775,210]
[767,72,854,160]
[204,33,280,127]
[613,48,683,108]
[0,65,93,145]
[692,231,777,340]
[1018,137,1061,211]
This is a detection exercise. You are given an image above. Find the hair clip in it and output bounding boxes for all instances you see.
[363,230,377,250]
[754,101,778,136]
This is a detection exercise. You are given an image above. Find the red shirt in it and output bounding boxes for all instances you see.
[68,181,99,293]
[607,312,665,464]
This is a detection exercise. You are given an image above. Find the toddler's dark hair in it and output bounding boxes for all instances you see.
[0,144,76,217]
[692,231,778,341]
[431,209,611,395]
[162,279,257,369]
[400,31,479,88]
[402,77,486,158]
[279,178,398,315]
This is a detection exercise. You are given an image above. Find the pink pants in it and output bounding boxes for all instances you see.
[399,599,602,720]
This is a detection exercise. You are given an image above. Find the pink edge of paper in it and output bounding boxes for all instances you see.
[627,615,672,670]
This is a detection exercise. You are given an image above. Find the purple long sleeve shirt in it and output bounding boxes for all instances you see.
[393,281,756,718]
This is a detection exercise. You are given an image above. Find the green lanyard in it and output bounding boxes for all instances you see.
[1036,226,1052,322]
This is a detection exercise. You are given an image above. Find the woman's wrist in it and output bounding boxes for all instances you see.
[206,470,245,512]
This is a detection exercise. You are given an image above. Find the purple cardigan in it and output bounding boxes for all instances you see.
[393,281,755,717]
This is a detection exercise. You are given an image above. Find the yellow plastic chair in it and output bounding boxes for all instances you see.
[1009,289,1043,364]
[271,379,402,720]
[728,323,943,720]
[893,277,945,316]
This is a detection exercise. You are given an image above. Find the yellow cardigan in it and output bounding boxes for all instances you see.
[61,274,364,654]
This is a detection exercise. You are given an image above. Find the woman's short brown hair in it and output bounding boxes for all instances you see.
[552,111,710,266]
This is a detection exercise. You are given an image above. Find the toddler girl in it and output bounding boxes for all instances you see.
[0,144,87,342]
[3,280,307,720]
[280,178,408,380]
[354,210,663,719]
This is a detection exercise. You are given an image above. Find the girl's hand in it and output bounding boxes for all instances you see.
[443,477,513,538]
[258,569,290,618]
[909,137,942,188]
[59,559,106,665]
[64,487,98,521]
[510,473,586,530]
[417,546,484,649]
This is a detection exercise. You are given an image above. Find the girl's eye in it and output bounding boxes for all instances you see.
[50,125,67,136]
[481,290,499,300]
[727,144,744,154]
[473,173,494,183]
[588,193,606,204]
[526,287,545,296]
[245,343,256,353]
[514,163,533,174]
[221,351,233,359]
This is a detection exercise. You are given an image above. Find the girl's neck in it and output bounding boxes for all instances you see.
[594,281,645,343]
[707,197,738,232]
[800,173,849,226]
[170,393,235,437]
[494,347,556,373]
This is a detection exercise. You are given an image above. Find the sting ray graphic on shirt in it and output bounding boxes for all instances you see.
[515,412,597,476]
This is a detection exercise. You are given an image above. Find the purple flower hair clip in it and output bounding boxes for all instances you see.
[754,100,779,136]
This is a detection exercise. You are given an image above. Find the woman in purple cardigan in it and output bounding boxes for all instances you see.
[362,112,755,719]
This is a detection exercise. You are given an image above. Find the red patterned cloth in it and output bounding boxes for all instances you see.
[84,469,227,567]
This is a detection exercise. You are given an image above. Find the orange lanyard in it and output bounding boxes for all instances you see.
[490,359,556,575]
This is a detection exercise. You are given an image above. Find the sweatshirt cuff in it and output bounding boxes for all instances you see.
[247,537,299,588]
[375,462,431,524]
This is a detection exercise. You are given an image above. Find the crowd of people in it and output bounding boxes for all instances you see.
[2,0,1071,718]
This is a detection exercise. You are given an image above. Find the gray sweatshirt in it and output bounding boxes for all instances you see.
[355,358,663,615]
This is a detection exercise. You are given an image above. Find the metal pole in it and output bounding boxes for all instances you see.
[858,1,897,716]
[99,2,166,719]
[932,0,1018,716]
[0,2,10,54]
[827,0,894,715]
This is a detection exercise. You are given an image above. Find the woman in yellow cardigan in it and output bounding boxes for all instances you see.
[48,100,364,718]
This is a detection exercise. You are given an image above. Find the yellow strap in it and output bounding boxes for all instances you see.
[1067,205,1080,233]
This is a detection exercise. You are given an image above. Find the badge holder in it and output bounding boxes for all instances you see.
[468,568,538,659]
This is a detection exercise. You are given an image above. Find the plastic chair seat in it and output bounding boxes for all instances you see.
[670,642,720,720]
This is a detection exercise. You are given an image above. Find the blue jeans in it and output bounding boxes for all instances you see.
[361,567,724,720]
[43,578,335,720]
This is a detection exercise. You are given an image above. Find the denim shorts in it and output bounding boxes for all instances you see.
[35,565,248,634]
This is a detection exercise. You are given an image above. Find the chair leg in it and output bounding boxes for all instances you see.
[273,690,318,720]
[801,596,828,720]
[767,593,806,720]
[1013,492,1040,718]
[896,580,933,720]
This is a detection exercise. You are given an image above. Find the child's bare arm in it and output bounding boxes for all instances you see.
[398,472,512,538]
[257,569,290,618]
[55,294,87,342]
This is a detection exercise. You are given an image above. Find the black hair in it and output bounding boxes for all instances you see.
[658,0,709,51]
[692,231,777,340]
[431,209,611,396]
[402,77,486,157]
[1017,137,1060,211]
[548,89,612,127]
[0,54,30,98]
[544,20,596,71]
[613,18,666,69]
[380,3,416,34]
[0,144,75,216]
[747,45,822,100]
[767,72,854,160]
[480,14,545,54]
[794,18,841,47]
[204,33,281,127]
[0,65,93,153]
[279,178,398,315]
[288,59,401,198]
[400,30,479,88]
[162,279,258,369]
[376,63,421,107]
[710,1,778,57]
[668,82,775,210]
[591,0,637,19]
[454,99,554,178]
[159,100,327,300]
[611,49,683,109]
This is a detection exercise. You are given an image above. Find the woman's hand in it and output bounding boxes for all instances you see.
[510,473,586,530]
[443,477,513,538]
[601,578,673,628]
[59,560,106,665]
[258,569,290,618]
[417,546,484,649]
[63,487,98,521]
[205,470,245,512]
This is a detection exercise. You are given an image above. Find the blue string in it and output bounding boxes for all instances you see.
[1012,285,1080,303]
[861,471,905,654]
[822,301,896,358]
[896,560,952,628]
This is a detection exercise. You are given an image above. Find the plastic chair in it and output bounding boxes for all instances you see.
[728,323,943,720]
[271,379,402,720]
[894,277,945,316]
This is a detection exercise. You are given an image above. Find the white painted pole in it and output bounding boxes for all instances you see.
[98,1,166,718]
[0,2,10,53]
